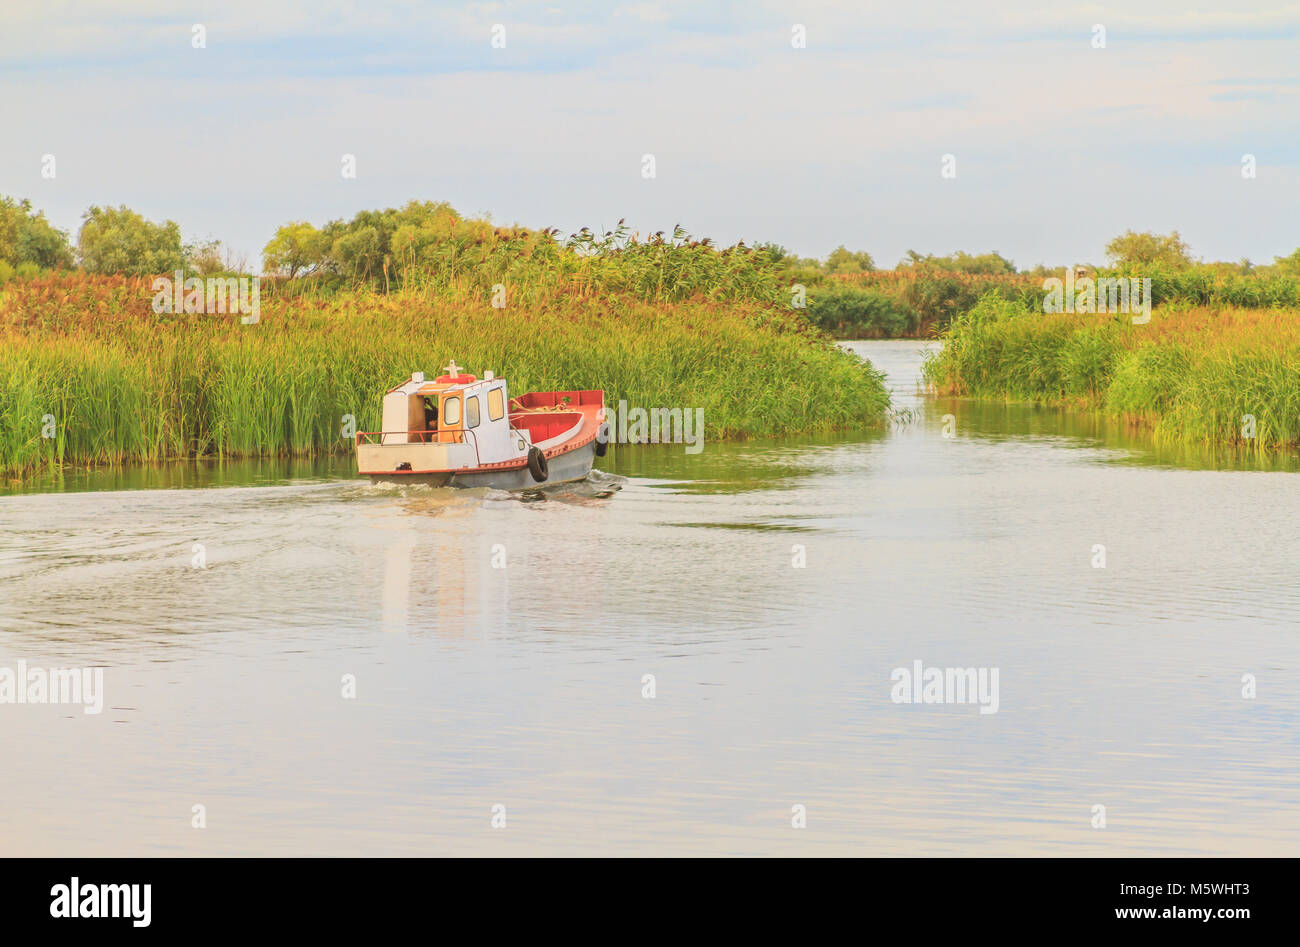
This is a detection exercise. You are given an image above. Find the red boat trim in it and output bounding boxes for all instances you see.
[357,431,599,476]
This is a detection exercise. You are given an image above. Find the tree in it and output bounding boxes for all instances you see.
[1104,230,1194,269]
[755,242,792,265]
[78,205,184,275]
[0,196,75,270]
[265,201,465,281]
[900,250,1016,274]
[1273,248,1300,275]
[262,222,327,278]
[329,225,384,281]
[824,245,876,275]
[185,238,228,276]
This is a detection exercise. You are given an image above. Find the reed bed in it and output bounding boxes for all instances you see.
[0,274,888,479]
[815,266,1300,339]
[923,294,1300,448]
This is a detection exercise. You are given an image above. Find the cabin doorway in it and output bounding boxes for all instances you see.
[422,396,439,441]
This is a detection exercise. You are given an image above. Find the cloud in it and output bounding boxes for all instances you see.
[1210,90,1285,102]
[1,0,1297,268]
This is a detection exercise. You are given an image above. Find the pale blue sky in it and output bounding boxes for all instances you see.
[2,0,1298,269]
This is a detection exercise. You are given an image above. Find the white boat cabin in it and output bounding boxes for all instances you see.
[378,361,528,465]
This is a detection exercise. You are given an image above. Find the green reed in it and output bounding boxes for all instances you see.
[923,294,1300,448]
[0,287,889,478]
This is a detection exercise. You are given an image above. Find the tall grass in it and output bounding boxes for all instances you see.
[923,294,1300,448]
[0,274,889,478]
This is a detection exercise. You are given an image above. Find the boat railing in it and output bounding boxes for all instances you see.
[355,429,483,467]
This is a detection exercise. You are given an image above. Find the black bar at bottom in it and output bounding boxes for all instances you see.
[0,857,1283,933]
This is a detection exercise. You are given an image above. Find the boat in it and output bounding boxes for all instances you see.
[355,361,607,489]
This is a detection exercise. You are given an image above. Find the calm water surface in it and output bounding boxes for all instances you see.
[2,341,1298,855]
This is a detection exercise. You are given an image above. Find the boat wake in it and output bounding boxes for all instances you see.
[500,469,626,503]
[357,469,625,506]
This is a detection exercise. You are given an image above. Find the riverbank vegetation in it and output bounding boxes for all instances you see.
[6,193,1299,340]
[4,189,1299,468]
[772,233,1300,339]
[0,196,900,479]
[923,294,1300,449]
[262,204,786,304]
[0,271,889,479]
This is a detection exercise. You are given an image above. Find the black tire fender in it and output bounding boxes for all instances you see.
[527,447,549,482]
[594,422,610,457]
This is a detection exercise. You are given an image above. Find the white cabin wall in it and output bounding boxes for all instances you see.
[469,381,520,464]
[382,392,412,444]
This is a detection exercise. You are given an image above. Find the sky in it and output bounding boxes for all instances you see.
[2,0,1298,270]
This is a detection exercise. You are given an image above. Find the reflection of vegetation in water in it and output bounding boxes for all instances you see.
[595,429,884,495]
[2,453,359,496]
[888,405,920,427]
[669,521,816,532]
[933,397,1300,472]
[3,453,642,500]
[924,296,1300,451]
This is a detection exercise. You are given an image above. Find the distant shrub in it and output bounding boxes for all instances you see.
[1100,263,1300,309]
[899,250,1017,275]
[805,284,917,338]
[1104,230,1194,269]
[824,246,876,275]
[78,205,184,276]
[0,195,75,271]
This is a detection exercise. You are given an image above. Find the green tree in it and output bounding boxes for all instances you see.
[262,222,328,278]
[77,205,184,275]
[901,250,1016,274]
[824,245,876,275]
[268,201,465,282]
[1273,248,1300,275]
[0,196,75,270]
[1104,230,1194,269]
[185,237,229,276]
[755,242,793,266]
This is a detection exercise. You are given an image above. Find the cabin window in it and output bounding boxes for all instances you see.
[488,387,504,421]
[466,395,481,429]
[442,394,461,426]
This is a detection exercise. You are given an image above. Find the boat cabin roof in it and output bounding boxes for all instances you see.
[386,369,498,398]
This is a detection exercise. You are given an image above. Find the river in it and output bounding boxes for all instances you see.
[2,340,1297,855]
